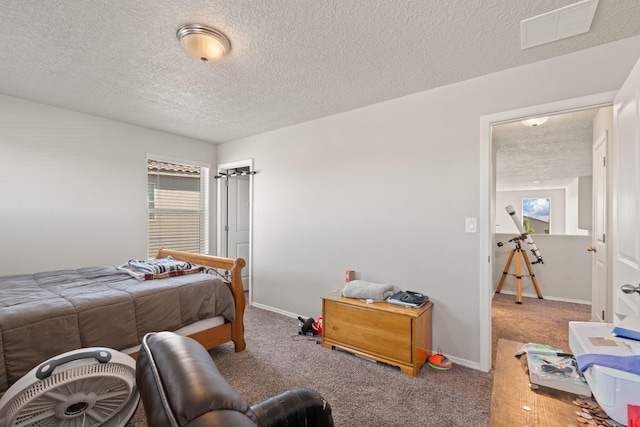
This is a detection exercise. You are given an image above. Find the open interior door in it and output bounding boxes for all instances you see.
[226,172,250,291]
[612,56,640,323]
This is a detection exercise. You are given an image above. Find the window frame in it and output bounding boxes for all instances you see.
[146,154,210,258]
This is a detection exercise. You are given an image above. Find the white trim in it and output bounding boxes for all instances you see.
[202,167,210,255]
[146,152,211,169]
[217,159,255,304]
[479,114,493,373]
[216,159,255,173]
[250,301,301,320]
[445,355,482,371]
[479,90,617,373]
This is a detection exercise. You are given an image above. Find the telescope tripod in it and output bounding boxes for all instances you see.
[495,237,543,304]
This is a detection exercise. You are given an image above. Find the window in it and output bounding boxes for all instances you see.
[147,159,209,258]
[522,198,550,234]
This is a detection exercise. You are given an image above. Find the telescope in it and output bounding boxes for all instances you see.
[495,205,545,303]
[499,205,544,264]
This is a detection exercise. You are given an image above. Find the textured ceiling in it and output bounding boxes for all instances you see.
[493,109,598,191]
[0,1,639,145]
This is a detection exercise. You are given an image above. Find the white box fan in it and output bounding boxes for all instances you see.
[0,347,139,427]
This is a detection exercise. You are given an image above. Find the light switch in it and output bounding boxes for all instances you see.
[465,217,477,233]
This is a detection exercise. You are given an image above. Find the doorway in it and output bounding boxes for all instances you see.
[493,109,598,237]
[478,91,617,373]
[217,159,254,301]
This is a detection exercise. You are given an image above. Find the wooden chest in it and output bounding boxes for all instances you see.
[321,291,432,376]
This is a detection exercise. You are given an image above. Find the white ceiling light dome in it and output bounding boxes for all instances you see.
[176,24,231,63]
[522,117,549,127]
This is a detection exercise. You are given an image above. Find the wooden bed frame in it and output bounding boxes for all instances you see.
[130,248,246,358]
[0,249,246,397]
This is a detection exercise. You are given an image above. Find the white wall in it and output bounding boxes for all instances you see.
[218,36,640,369]
[494,233,592,303]
[565,177,592,236]
[0,94,217,274]
[566,178,580,234]
[578,176,593,231]
[496,189,565,234]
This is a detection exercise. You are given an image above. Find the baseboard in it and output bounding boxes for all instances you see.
[444,354,483,371]
[250,301,301,320]
[495,290,591,305]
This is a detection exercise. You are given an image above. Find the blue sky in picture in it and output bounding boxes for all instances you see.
[522,198,550,222]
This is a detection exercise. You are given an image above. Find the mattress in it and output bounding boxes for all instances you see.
[0,266,235,391]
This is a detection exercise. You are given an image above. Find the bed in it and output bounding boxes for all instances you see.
[0,248,246,392]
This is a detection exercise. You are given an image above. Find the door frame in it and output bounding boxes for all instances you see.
[478,91,617,372]
[217,158,254,303]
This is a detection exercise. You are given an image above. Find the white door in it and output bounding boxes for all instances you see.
[591,131,608,322]
[612,57,640,322]
[226,173,251,291]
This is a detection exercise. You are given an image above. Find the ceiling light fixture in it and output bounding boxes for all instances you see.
[522,117,549,127]
[176,24,230,63]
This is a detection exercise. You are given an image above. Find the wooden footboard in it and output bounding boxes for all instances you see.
[155,248,247,353]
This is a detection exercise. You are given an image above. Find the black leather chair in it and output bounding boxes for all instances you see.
[136,331,334,427]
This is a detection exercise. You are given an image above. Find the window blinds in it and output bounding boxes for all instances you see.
[147,159,209,258]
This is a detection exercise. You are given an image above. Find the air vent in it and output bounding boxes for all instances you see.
[521,0,599,49]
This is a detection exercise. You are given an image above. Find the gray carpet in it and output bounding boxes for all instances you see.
[129,293,591,426]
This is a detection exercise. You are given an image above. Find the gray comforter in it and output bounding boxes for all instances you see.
[0,266,235,392]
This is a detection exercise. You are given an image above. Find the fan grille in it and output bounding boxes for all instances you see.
[5,362,135,427]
